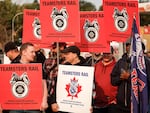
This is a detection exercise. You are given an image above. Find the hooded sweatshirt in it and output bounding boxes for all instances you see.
[94,58,117,107]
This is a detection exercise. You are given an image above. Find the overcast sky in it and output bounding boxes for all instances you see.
[85,0,102,10]
[12,0,102,10]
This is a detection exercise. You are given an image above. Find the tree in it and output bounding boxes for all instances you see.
[0,0,22,47]
[0,0,40,47]
[98,5,103,11]
[22,1,39,10]
[80,0,96,11]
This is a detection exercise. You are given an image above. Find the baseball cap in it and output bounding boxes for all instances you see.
[126,42,131,46]
[61,45,80,56]
[4,41,18,53]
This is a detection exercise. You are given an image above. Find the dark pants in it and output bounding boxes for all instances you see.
[111,104,130,113]
[45,106,55,113]
[3,110,9,113]
[93,104,117,113]
[45,106,68,113]
[9,110,41,113]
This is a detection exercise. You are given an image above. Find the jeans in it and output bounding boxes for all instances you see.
[9,110,41,113]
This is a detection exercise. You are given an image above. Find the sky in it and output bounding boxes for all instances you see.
[85,0,102,10]
[11,0,102,10]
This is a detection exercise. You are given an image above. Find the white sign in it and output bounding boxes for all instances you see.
[57,65,94,113]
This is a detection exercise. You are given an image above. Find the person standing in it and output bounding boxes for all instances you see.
[60,45,91,113]
[111,50,131,113]
[2,42,21,113]
[93,47,117,113]
[9,42,48,113]
[43,42,67,113]
[45,45,89,113]
[111,42,150,113]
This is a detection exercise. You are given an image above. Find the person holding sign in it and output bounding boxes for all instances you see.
[61,45,93,113]
[93,47,117,113]
[43,42,67,113]
[9,42,48,113]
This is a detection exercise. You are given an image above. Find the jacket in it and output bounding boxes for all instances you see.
[111,53,131,111]
[111,53,150,111]
[94,58,117,107]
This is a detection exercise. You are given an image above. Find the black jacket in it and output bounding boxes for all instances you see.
[111,53,150,112]
[111,53,131,112]
[64,56,87,66]
[11,55,21,63]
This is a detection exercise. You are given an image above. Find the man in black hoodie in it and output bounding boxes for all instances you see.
[111,42,150,113]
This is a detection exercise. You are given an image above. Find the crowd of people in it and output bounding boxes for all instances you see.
[0,41,150,113]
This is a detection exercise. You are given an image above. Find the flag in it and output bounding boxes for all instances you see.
[131,18,148,113]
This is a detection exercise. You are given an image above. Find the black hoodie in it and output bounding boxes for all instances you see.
[111,53,150,112]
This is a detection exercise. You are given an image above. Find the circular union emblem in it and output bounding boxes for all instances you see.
[69,86,77,96]
[115,16,128,32]
[12,81,28,98]
[85,27,98,42]
[33,25,41,39]
[52,15,67,32]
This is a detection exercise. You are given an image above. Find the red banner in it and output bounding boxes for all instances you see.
[103,0,139,42]
[40,0,80,43]
[0,64,43,110]
[76,11,110,52]
[22,9,49,48]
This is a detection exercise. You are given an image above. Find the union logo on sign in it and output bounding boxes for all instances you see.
[65,77,82,99]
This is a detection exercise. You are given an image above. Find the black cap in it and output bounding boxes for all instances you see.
[4,41,17,53]
[126,42,131,46]
[61,45,80,56]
